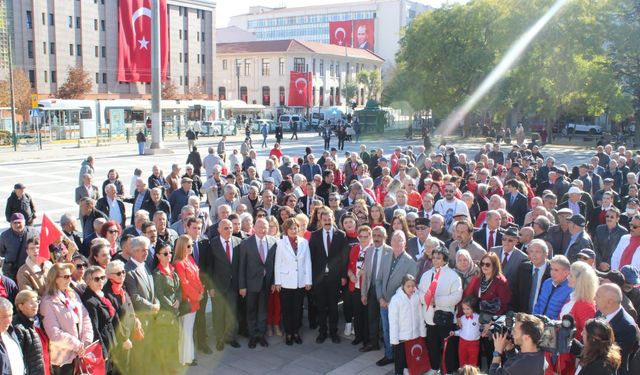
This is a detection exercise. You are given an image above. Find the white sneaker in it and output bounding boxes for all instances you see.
[351,325,355,335]
[344,322,353,336]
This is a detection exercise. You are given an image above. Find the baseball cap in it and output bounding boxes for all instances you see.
[621,265,640,285]
[13,183,25,190]
[10,213,25,222]
[577,249,596,260]
[568,214,586,227]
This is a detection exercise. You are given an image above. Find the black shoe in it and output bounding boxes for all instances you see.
[316,333,327,344]
[227,340,241,348]
[189,360,198,367]
[285,335,294,346]
[331,334,341,344]
[376,357,394,366]
[309,322,318,330]
[248,338,257,349]
[198,344,213,354]
[259,337,269,347]
[216,341,224,351]
[293,334,302,344]
[360,343,380,352]
[352,337,362,346]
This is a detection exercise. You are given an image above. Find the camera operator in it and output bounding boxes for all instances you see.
[489,313,546,375]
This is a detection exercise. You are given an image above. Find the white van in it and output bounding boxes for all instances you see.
[278,114,308,130]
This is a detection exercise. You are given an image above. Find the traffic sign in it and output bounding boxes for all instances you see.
[31,94,38,109]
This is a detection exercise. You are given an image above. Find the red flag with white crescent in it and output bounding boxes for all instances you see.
[117,0,169,82]
[288,71,312,107]
[77,341,106,375]
[329,21,352,47]
[39,214,62,263]
[404,337,431,375]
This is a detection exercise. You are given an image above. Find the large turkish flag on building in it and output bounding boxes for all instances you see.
[329,21,352,47]
[288,71,312,107]
[118,0,169,82]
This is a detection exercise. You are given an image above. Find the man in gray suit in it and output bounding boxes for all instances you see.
[359,226,391,353]
[238,218,277,348]
[490,227,528,289]
[124,236,160,373]
[375,230,417,366]
[75,174,100,204]
[406,217,444,261]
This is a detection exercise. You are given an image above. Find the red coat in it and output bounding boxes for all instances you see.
[462,274,511,317]
[174,257,204,313]
[348,244,368,292]
[566,299,596,341]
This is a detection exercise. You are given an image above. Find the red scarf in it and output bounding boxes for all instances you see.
[0,278,7,299]
[424,268,442,307]
[620,236,640,267]
[288,236,298,253]
[158,263,175,280]
[111,281,126,305]
[99,295,116,318]
[62,290,80,318]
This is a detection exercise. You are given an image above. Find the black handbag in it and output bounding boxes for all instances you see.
[433,310,454,326]
[178,300,192,317]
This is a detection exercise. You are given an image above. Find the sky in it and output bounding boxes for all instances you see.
[215,0,468,27]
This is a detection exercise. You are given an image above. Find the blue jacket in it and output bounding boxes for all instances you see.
[532,278,572,319]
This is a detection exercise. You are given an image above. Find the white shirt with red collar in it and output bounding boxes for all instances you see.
[454,312,481,341]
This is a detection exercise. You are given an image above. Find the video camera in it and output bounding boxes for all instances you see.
[534,314,576,354]
[489,311,516,340]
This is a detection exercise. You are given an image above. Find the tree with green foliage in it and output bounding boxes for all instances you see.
[356,69,382,100]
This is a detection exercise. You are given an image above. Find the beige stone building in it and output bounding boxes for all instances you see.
[4,0,215,99]
[215,39,383,110]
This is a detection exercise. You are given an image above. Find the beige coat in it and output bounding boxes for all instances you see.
[16,258,52,294]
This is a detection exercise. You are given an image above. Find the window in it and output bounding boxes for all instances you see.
[183,30,188,40]
[196,32,199,42]
[184,75,189,86]
[279,58,285,75]
[197,54,200,64]
[94,19,98,30]
[69,44,73,56]
[336,62,340,76]
[262,86,270,106]
[222,59,227,70]
[330,61,334,77]
[28,70,35,88]
[218,87,226,100]
[76,44,82,56]
[202,55,205,65]
[313,58,316,74]
[244,59,251,76]
[101,47,106,58]
[43,42,47,54]
[201,32,205,42]
[42,13,45,25]
[50,42,55,54]
[26,11,32,29]
[96,73,99,83]
[101,20,105,31]
[76,17,81,28]
[279,86,285,106]
[319,59,324,76]
[44,70,48,83]
[184,53,188,63]
[179,53,182,63]
[294,58,305,72]
[95,46,99,57]
[51,70,56,83]
[178,30,181,39]
[240,86,248,102]
[102,73,107,84]
[27,41,33,58]
[180,76,183,85]
[178,6,182,16]
[262,58,270,76]
[68,16,72,28]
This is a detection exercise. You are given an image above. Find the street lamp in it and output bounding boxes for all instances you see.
[236,64,241,100]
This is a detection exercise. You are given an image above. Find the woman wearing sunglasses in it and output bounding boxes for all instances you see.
[81,265,117,373]
[40,263,93,375]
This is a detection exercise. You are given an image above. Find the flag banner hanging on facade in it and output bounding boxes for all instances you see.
[288,71,312,107]
[329,20,353,47]
[117,0,169,82]
[353,19,375,50]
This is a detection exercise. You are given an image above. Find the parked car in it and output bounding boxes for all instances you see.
[562,123,602,135]
[251,119,276,134]
[278,114,309,131]
[202,120,237,136]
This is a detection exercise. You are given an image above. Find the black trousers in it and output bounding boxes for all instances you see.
[314,276,340,335]
[194,295,208,347]
[479,336,494,370]
[302,289,317,327]
[338,138,345,150]
[393,342,407,375]
[246,287,268,338]
[280,287,304,335]
[238,294,248,336]
[52,364,74,375]
[324,137,330,150]
[352,288,368,342]
[426,323,458,372]
[212,289,238,342]
[366,286,381,345]
[342,284,353,324]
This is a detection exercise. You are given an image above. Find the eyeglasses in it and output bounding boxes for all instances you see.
[481,262,492,268]
[111,271,125,277]
[415,226,428,231]
[58,275,72,280]
[107,229,119,234]
[159,252,172,257]
[445,190,455,193]
[93,276,106,282]
[75,263,88,269]
[256,214,266,218]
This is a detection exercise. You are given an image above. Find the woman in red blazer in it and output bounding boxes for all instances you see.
[462,252,512,367]
[548,261,598,375]
[173,235,204,367]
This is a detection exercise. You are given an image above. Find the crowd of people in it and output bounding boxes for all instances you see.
[1,135,640,375]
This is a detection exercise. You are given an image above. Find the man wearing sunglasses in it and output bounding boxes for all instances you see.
[489,227,528,289]
[610,214,640,271]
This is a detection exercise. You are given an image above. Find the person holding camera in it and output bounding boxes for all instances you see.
[489,313,546,375]
[575,318,621,375]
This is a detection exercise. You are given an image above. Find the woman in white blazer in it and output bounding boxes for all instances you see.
[389,274,425,375]
[274,218,312,345]
[418,247,463,373]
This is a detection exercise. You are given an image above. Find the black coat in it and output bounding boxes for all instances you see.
[473,226,504,251]
[5,191,36,224]
[200,236,242,292]
[96,197,127,228]
[308,228,349,285]
[511,260,551,313]
[578,359,618,375]
[12,311,46,375]
[82,288,117,359]
[104,280,136,345]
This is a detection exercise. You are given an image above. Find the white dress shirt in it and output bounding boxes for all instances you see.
[220,236,234,261]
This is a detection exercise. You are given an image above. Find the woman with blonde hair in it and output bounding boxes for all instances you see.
[40,263,93,375]
[173,235,204,366]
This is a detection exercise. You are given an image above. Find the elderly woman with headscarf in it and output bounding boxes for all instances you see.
[454,249,479,290]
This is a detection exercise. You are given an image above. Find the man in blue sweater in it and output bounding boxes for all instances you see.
[533,255,573,319]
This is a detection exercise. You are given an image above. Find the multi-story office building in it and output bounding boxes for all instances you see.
[215,39,384,111]
[228,0,430,73]
[3,0,216,99]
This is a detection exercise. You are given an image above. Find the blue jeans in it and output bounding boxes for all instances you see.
[138,142,145,155]
[380,306,392,360]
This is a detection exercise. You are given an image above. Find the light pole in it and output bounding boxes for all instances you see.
[5,2,16,151]
[236,64,241,100]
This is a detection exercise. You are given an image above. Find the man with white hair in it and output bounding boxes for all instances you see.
[203,147,223,179]
[210,184,239,223]
[262,159,283,186]
[201,165,224,206]
[96,183,126,228]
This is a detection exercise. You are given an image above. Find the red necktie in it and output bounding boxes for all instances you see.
[259,239,266,263]
[225,240,231,262]
[488,230,495,250]
[502,252,509,269]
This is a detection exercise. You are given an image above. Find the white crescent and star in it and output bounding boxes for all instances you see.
[410,343,423,360]
[131,7,152,49]
[295,77,307,94]
[334,27,346,45]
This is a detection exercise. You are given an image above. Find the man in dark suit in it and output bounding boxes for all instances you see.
[123,236,160,374]
[473,210,504,251]
[512,239,551,313]
[79,197,108,241]
[96,183,127,228]
[123,178,150,225]
[505,180,528,227]
[593,206,628,271]
[563,214,594,262]
[200,219,243,350]
[557,186,587,217]
[383,190,417,223]
[489,227,528,289]
[297,182,324,217]
[406,218,443,261]
[238,218,277,348]
[309,209,348,344]
[596,283,640,375]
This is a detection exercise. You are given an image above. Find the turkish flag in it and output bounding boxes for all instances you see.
[288,71,312,107]
[39,214,62,263]
[117,0,169,82]
[329,21,352,47]
[77,341,106,375]
[404,337,431,375]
